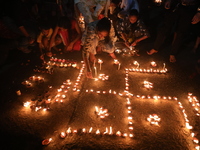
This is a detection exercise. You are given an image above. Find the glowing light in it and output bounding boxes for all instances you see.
[60,132,66,138]
[24,101,31,107]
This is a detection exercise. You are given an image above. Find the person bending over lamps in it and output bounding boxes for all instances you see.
[116,9,150,49]
[82,17,117,78]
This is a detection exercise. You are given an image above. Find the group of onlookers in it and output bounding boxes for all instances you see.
[0,0,200,77]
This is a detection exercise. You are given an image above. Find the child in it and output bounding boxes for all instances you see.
[37,22,53,58]
[48,16,82,54]
[82,17,117,78]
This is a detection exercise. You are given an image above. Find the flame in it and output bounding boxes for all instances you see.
[109,126,113,135]
[89,127,93,133]
[66,127,71,134]
[96,129,100,135]
[24,101,31,107]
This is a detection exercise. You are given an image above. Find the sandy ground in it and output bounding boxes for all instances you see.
[0,38,200,150]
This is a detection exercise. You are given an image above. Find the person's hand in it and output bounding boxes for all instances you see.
[40,54,44,60]
[46,51,52,57]
[89,54,96,63]
[66,43,74,51]
[86,71,93,78]
[192,12,200,24]
[131,41,137,46]
[96,46,102,54]
[165,1,171,9]
[109,53,116,59]
[98,14,104,20]
[125,41,130,48]
[28,37,35,44]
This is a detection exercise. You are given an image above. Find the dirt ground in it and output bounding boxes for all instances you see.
[0,37,200,150]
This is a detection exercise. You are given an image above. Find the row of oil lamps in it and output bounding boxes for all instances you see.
[187,93,200,116]
[47,61,78,68]
[72,62,85,92]
[42,126,134,145]
[48,58,79,68]
[187,93,200,149]
[176,97,200,149]
[125,70,134,134]
[84,89,178,100]
[125,98,134,134]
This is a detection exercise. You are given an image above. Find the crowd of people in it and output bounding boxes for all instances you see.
[0,0,200,78]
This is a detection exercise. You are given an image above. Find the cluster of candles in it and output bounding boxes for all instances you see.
[23,79,71,111]
[147,114,161,126]
[21,80,32,87]
[95,74,109,81]
[95,106,109,119]
[48,58,78,68]
[29,76,44,82]
[22,76,45,88]
[115,47,139,56]
[114,59,121,70]
[187,93,200,116]
[23,98,51,112]
[72,62,85,92]
[33,67,53,74]
[22,60,84,112]
[143,81,153,89]
[54,80,72,103]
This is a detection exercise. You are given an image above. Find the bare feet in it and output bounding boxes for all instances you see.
[147,49,158,55]
[89,53,96,63]
[86,71,93,79]
[169,55,176,63]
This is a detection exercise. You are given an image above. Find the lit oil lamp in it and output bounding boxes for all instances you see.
[96,129,100,135]
[98,59,103,70]
[150,61,157,67]
[114,59,119,65]
[42,138,52,145]
[60,132,66,138]
[116,131,122,136]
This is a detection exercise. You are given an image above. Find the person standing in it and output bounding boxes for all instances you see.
[147,0,200,63]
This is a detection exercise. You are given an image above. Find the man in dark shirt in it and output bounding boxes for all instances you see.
[147,0,200,62]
